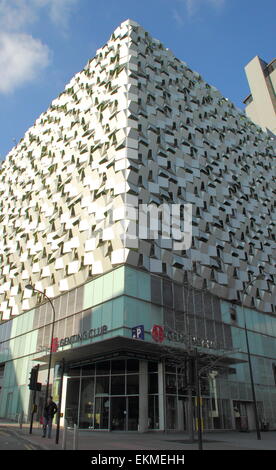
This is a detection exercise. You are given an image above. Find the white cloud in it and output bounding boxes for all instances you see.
[176,0,226,19]
[0,0,79,31]
[0,0,78,93]
[32,0,79,30]
[0,32,50,94]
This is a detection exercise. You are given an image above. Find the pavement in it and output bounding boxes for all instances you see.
[0,418,276,451]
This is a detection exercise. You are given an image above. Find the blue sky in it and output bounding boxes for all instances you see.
[0,0,275,159]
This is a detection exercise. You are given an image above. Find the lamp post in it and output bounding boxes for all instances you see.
[240,273,271,441]
[25,285,56,414]
[211,257,271,440]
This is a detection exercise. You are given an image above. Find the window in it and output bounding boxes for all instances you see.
[151,276,162,304]
[163,280,173,306]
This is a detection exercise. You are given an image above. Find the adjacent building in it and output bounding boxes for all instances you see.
[244,56,276,135]
[0,20,276,433]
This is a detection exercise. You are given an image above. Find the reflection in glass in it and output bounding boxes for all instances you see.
[111,397,126,430]
[166,396,177,429]
[96,376,109,395]
[79,377,95,429]
[66,378,80,427]
[148,395,159,429]
[94,397,109,429]
[166,374,177,394]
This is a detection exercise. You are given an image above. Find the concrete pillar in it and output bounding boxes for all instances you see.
[60,375,68,428]
[139,360,148,432]
[158,362,165,431]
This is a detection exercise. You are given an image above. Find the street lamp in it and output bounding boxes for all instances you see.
[241,273,271,440]
[25,285,56,414]
[211,256,271,440]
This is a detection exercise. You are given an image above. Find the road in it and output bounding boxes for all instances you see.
[0,427,42,450]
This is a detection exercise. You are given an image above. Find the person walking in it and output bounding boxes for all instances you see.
[42,396,58,438]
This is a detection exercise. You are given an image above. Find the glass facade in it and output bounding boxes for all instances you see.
[65,359,140,431]
[1,266,276,431]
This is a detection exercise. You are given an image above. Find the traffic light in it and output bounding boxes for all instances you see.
[28,366,39,390]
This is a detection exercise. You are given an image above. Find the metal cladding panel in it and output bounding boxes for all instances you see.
[0,19,275,321]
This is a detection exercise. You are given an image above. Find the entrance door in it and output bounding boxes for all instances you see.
[94,397,109,429]
[111,397,126,430]
[110,397,139,431]
[128,396,139,430]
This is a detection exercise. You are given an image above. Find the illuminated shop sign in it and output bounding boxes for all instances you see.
[59,325,108,347]
[151,324,217,349]
[165,326,217,349]
[151,325,165,343]
[37,325,108,354]
[132,325,144,340]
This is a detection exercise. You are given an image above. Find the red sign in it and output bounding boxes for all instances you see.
[151,325,164,343]
[51,337,59,353]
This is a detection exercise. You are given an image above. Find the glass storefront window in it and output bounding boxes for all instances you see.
[110,397,126,430]
[148,361,158,372]
[82,364,95,376]
[177,372,187,395]
[111,359,126,374]
[127,375,139,395]
[166,374,177,394]
[94,397,109,429]
[67,366,81,377]
[166,396,177,429]
[148,395,159,429]
[79,377,95,429]
[148,373,158,394]
[66,378,80,427]
[96,376,109,395]
[127,359,139,372]
[128,396,139,430]
[111,375,125,395]
[96,361,110,375]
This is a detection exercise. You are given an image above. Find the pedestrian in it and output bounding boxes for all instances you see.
[42,396,58,438]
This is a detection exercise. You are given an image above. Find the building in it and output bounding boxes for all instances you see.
[244,56,276,135]
[0,20,276,433]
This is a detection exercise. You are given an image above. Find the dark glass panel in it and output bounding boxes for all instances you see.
[111,375,125,395]
[163,280,173,306]
[127,375,139,394]
[127,359,139,372]
[95,376,109,395]
[96,361,110,375]
[111,359,126,375]
[151,276,162,304]
[148,373,158,394]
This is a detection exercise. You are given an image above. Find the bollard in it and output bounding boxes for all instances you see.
[18,411,24,430]
[62,419,67,450]
[73,423,78,450]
